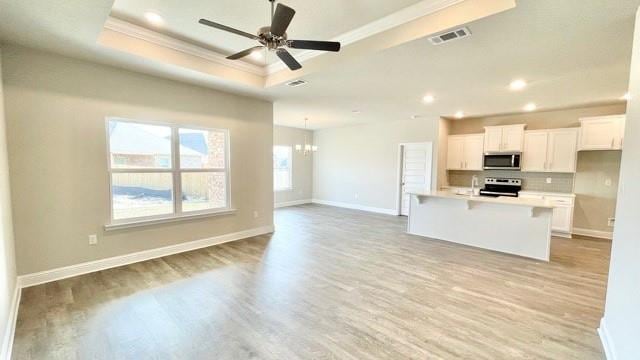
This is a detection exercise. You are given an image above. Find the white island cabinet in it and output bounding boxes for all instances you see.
[407,191,553,261]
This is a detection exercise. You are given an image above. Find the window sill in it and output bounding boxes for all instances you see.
[104,208,237,231]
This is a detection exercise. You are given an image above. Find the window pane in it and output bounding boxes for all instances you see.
[273,146,292,191]
[111,173,173,220]
[108,120,172,169]
[179,128,226,169]
[181,172,227,212]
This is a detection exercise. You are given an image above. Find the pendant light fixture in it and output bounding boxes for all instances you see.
[295,118,317,156]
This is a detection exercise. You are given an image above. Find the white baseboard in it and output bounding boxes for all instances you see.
[598,317,617,360]
[311,199,397,216]
[274,199,312,208]
[17,225,274,288]
[1,284,21,360]
[572,227,613,240]
[552,231,572,239]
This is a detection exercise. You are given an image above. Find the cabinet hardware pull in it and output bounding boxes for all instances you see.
[611,138,615,148]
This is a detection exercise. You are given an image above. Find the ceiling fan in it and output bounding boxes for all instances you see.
[198,0,341,71]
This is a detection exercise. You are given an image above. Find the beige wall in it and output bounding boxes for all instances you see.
[574,151,621,232]
[273,126,313,205]
[601,8,640,358]
[446,104,627,233]
[0,47,17,358]
[313,117,440,211]
[448,103,626,133]
[2,45,274,275]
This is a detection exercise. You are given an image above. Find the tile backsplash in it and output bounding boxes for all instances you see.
[447,170,574,193]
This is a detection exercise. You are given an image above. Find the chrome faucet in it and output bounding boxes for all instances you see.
[471,175,479,196]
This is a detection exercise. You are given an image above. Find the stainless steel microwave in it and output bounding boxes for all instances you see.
[483,152,521,170]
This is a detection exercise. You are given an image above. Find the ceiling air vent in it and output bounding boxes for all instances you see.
[428,27,471,45]
[287,79,307,87]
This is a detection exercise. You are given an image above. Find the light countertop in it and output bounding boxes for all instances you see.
[409,190,555,209]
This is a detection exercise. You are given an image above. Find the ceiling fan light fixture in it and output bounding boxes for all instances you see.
[198,1,341,71]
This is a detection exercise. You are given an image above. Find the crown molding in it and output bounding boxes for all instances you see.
[103,17,268,77]
[265,0,464,74]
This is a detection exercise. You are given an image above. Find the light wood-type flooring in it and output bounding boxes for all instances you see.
[12,204,611,359]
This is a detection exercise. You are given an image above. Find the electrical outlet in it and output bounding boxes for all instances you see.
[605,178,612,187]
[354,193,359,199]
[88,234,98,245]
[253,210,259,219]
[546,178,552,184]
[608,218,615,227]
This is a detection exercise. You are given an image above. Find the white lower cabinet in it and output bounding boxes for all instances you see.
[520,192,575,237]
[551,205,573,234]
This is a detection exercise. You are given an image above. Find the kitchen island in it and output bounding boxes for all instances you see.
[407,190,554,261]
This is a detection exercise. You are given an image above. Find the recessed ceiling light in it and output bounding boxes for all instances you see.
[509,79,527,91]
[144,12,164,26]
[411,114,422,119]
[352,110,361,114]
[622,92,631,101]
[423,94,435,104]
[250,49,263,60]
[454,111,464,119]
[523,103,537,112]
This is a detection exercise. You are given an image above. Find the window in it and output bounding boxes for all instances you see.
[273,146,292,191]
[107,118,230,224]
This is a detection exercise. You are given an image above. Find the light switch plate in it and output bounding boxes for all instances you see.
[546,178,552,184]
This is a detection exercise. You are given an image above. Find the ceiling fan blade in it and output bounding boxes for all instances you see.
[271,3,296,37]
[227,46,264,60]
[198,19,259,40]
[288,40,341,52]
[276,49,302,71]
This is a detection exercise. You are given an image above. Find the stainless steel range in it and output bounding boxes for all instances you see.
[479,177,522,197]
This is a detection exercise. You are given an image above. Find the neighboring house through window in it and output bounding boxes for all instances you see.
[273,146,292,191]
[107,118,230,224]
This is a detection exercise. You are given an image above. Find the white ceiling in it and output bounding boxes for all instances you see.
[0,0,639,130]
[110,0,424,66]
[269,0,640,129]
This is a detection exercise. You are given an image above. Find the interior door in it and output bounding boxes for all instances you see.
[547,129,578,172]
[522,131,548,172]
[400,143,433,216]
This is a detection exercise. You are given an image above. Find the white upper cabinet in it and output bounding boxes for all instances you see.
[548,129,578,172]
[483,127,503,152]
[522,128,578,173]
[484,124,526,152]
[464,135,485,170]
[447,136,465,170]
[578,115,626,151]
[447,134,484,171]
[522,131,548,172]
